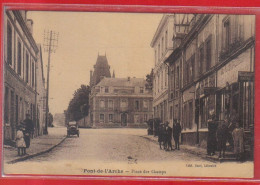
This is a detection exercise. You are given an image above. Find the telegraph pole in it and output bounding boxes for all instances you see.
[43,30,58,135]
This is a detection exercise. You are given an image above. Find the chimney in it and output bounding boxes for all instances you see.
[26,19,33,35]
[90,70,93,86]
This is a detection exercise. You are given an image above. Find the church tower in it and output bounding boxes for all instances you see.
[90,54,111,87]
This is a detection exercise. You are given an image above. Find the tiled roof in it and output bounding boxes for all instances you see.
[97,77,145,87]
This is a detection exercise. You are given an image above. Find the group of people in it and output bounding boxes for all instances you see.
[207,110,245,160]
[16,113,35,156]
[158,120,181,151]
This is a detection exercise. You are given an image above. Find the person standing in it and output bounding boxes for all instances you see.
[232,122,245,161]
[207,112,218,156]
[158,122,165,149]
[23,113,34,148]
[217,118,229,158]
[165,121,173,151]
[173,119,181,150]
[16,125,26,156]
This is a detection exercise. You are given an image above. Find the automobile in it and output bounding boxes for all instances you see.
[67,121,79,137]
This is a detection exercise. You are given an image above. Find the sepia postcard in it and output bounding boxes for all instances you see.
[2,7,255,178]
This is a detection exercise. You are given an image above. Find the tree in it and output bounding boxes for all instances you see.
[67,85,91,121]
[145,69,153,91]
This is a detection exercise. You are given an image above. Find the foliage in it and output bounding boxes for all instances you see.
[145,69,153,91]
[67,85,91,121]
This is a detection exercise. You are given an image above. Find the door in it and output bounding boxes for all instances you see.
[121,113,127,126]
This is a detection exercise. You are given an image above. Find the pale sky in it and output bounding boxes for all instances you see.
[27,11,163,115]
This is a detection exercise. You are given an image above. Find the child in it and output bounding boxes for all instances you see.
[232,122,245,161]
[16,125,26,156]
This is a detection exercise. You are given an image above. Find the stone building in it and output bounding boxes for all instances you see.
[3,10,45,145]
[164,14,255,154]
[89,77,153,128]
[88,54,153,128]
[150,14,174,125]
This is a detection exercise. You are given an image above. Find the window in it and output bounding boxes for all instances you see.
[143,100,148,109]
[223,19,230,50]
[165,31,168,51]
[17,41,22,75]
[7,23,12,65]
[170,106,173,119]
[105,87,109,93]
[100,100,105,108]
[100,114,104,122]
[158,44,160,62]
[206,38,212,71]
[176,66,179,89]
[109,114,113,122]
[199,45,204,74]
[140,87,144,93]
[144,114,148,122]
[135,100,139,110]
[134,114,140,123]
[26,53,29,83]
[165,68,167,87]
[188,101,193,129]
[120,99,127,108]
[4,87,9,123]
[108,100,113,109]
[32,61,35,87]
[161,37,164,56]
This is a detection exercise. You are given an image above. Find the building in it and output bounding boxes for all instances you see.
[150,14,175,125]
[4,10,45,145]
[35,44,46,136]
[164,14,255,154]
[89,77,153,128]
[90,54,111,88]
[88,54,153,128]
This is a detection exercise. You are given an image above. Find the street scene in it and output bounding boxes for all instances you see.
[3,10,255,178]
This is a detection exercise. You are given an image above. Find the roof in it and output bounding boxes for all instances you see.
[96,77,145,87]
[91,55,111,86]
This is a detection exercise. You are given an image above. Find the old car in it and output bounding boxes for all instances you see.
[67,121,79,137]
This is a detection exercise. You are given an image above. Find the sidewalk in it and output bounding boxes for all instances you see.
[141,134,236,163]
[4,127,67,164]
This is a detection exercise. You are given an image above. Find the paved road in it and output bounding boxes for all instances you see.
[4,128,253,178]
[25,128,204,163]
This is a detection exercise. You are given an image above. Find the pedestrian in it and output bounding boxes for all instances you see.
[216,118,229,158]
[207,111,218,156]
[158,122,165,149]
[16,124,26,156]
[164,121,173,151]
[173,119,181,150]
[227,109,238,148]
[23,113,35,148]
[232,122,245,161]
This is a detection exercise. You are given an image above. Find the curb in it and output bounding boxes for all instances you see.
[7,136,67,164]
[140,135,218,163]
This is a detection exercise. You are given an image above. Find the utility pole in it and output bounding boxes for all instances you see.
[43,30,58,135]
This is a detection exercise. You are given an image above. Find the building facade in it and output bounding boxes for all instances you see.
[4,10,45,145]
[164,14,255,154]
[150,15,174,125]
[89,77,153,128]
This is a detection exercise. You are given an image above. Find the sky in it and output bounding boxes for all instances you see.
[27,11,163,115]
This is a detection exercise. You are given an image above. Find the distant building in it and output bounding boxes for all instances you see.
[89,77,153,127]
[4,10,46,145]
[90,54,111,88]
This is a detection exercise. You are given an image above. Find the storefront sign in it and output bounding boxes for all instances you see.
[238,71,254,81]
